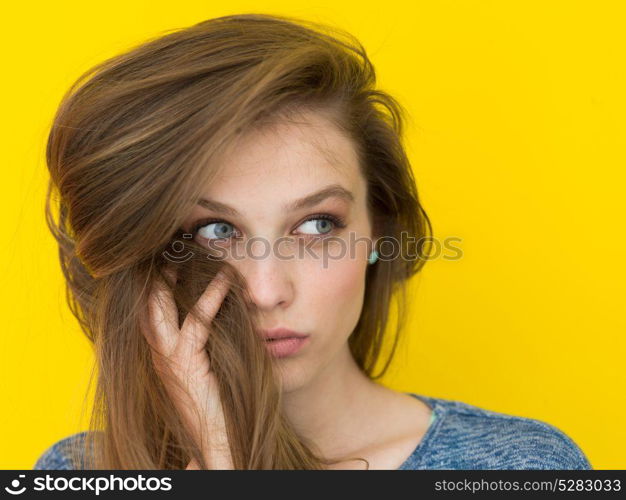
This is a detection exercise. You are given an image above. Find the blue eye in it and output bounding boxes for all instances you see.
[191,214,346,241]
[297,217,335,235]
[195,221,237,240]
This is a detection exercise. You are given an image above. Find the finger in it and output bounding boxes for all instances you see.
[145,268,180,355]
[162,262,178,288]
[185,458,201,470]
[177,271,230,358]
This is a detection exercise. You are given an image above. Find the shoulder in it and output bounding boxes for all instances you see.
[406,394,592,470]
[33,431,95,470]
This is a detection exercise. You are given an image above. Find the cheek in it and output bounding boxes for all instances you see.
[303,253,367,327]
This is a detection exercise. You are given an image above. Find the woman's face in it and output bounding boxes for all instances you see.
[182,109,375,393]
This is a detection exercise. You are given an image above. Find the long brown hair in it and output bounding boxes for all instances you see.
[44,13,432,469]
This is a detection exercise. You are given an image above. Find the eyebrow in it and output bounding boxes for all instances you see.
[196,184,355,216]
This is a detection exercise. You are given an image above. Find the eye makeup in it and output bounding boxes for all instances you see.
[189,212,348,242]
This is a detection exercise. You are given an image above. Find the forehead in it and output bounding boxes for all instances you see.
[205,110,364,203]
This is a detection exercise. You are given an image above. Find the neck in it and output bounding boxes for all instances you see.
[280,343,390,461]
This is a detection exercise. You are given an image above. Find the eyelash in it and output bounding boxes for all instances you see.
[190,213,347,241]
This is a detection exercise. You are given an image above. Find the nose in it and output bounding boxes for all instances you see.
[240,254,294,312]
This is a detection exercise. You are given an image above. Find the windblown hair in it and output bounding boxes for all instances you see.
[44,13,432,469]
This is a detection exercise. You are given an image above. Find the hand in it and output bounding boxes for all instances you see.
[143,265,234,469]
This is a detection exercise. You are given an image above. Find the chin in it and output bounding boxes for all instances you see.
[273,357,314,394]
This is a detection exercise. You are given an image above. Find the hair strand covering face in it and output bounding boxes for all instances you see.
[44,13,432,469]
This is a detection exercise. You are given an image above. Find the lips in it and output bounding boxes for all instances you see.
[263,336,310,358]
[258,327,308,341]
[257,327,310,358]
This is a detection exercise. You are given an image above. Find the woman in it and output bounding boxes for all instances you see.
[33,13,591,470]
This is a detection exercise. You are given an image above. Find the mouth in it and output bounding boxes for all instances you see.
[258,327,308,340]
[257,327,310,358]
[263,336,310,358]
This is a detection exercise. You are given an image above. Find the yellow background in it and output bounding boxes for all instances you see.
[1,1,624,469]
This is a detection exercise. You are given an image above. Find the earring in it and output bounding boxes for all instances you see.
[367,249,379,265]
